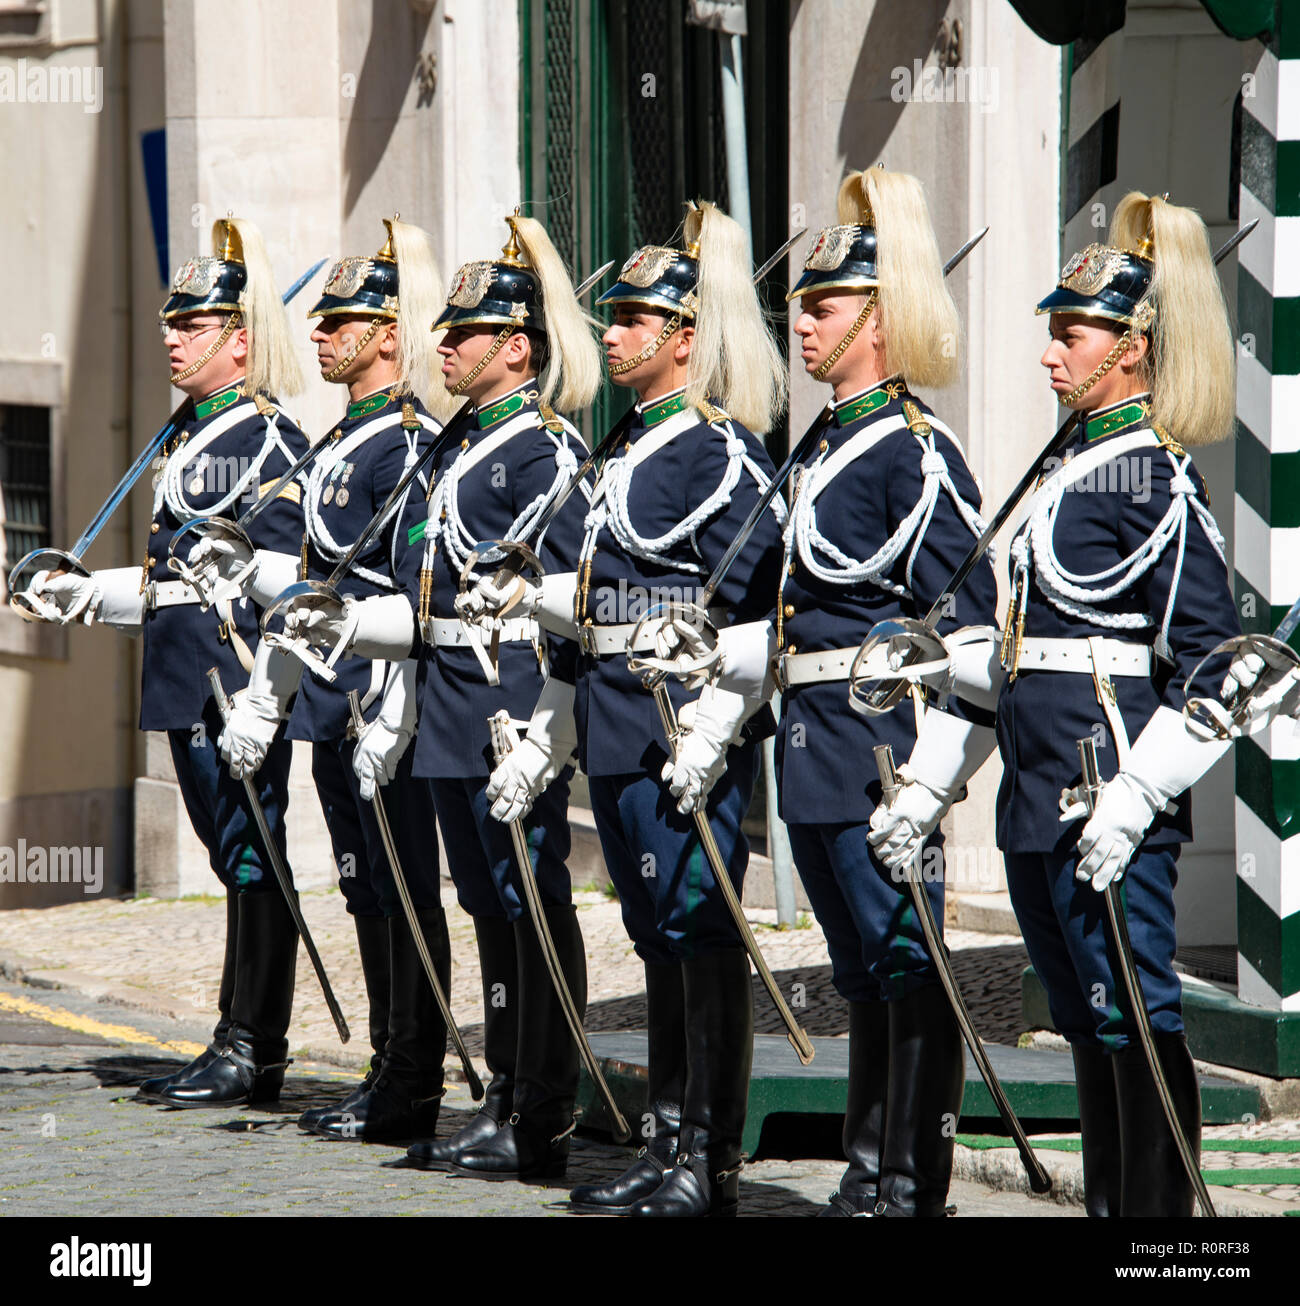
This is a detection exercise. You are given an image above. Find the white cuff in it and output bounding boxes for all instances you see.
[938,625,1004,712]
[95,567,147,632]
[376,659,418,735]
[247,550,302,609]
[715,620,777,701]
[349,594,417,661]
[535,572,580,639]
[246,639,304,721]
[904,707,998,800]
[1123,704,1231,807]
[524,675,579,767]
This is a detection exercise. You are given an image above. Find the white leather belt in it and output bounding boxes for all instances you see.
[577,621,659,657]
[776,645,864,688]
[147,579,202,609]
[423,616,538,647]
[1016,636,1152,676]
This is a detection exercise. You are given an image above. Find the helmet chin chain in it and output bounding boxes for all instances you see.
[168,313,242,384]
[448,325,514,395]
[813,290,878,381]
[1059,328,1136,407]
[323,317,385,382]
[608,313,681,377]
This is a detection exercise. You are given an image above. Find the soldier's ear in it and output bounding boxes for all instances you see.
[674,323,695,363]
[231,322,249,367]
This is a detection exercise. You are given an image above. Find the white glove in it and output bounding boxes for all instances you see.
[289,593,414,662]
[185,535,300,610]
[486,678,578,823]
[661,684,751,814]
[217,642,302,780]
[867,710,998,871]
[457,571,579,639]
[353,661,416,800]
[650,614,718,691]
[714,620,778,701]
[1074,705,1230,891]
[935,626,1005,713]
[23,566,145,632]
[1215,647,1300,736]
[455,572,538,622]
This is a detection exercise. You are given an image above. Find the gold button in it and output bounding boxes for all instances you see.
[330,428,341,441]
[786,644,797,655]
[439,510,447,521]
[818,439,828,452]
[783,604,794,618]
[150,523,159,534]
[461,438,470,449]
[146,555,155,567]
[787,562,796,575]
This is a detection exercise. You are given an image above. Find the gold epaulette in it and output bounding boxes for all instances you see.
[253,394,277,418]
[1152,422,1186,457]
[538,400,565,434]
[697,399,728,425]
[903,399,932,438]
[401,401,419,431]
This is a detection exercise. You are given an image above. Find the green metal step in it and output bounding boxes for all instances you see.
[575,1032,1261,1157]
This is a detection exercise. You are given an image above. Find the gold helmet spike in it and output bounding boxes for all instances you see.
[376,214,400,262]
[216,213,244,263]
[499,208,527,267]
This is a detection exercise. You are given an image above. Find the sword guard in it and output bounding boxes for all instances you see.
[1183,632,1300,740]
[848,617,950,717]
[7,547,92,622]
[625,600,722,689]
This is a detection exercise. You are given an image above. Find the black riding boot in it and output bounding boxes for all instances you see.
[819,999,889,1216]
[299,914,390,1132]
[1073,1043,1122,1217]
[630,949,753,1218]
[404,916,518,1168]
[1116,1031,1202,1217]
[453,904,586,1180]
[157,889,298,1107]
[569,960,686,1214]
[874,983,965,1217]
[314,908,449,1141]
[140,888,240,1099]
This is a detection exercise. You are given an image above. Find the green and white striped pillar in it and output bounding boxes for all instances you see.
[1233,35,1300,1027]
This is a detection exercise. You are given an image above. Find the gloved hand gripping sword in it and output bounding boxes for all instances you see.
[1077,736,1216,1218]
[346,690,484,1100]
[207,666,351,1044]
[874,743,1052,1194]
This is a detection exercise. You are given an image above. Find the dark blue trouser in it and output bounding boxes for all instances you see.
[587,740,757,964]
[429,769,574,922]
[787,822,945,1003]
[310,736,441,918]
[1004,844,1184,1049]
[168,697,293,894]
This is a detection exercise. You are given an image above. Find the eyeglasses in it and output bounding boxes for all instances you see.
[159,318,230,341]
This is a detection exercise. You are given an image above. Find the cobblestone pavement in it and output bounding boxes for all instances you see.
[0,888,1029,1067]
[0,980,1066,1218]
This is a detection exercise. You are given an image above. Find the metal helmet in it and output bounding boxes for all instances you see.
[433,217,544,332]
[160,217,248,321]
[595,241,700,319]
[308,220,402,319]
[786,223,880,302]
[1036,241,1156,330]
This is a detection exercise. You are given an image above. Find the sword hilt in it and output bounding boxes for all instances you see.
[1077,738,1104,816]
[207,666,234,722]
[873,744,902,806]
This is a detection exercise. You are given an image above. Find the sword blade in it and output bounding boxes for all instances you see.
[575,259,616,300]
[752,228,806,285]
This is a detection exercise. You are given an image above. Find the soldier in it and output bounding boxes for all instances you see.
[772,168,998,1217]
[306,213,601,1179]
[23,217,310,1108]
[871,192,1243,1216]
[192,218,454,1141]
[470,200,787,1217]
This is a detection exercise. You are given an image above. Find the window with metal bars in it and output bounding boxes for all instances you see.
[0,404,52,596]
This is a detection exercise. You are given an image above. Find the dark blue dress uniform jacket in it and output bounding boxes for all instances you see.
[995,411,1241,854]
[286,392,438,743]
[394,385,592,779]
[572,399,784,779]
[140,383,309,731]
[774,382,999,825]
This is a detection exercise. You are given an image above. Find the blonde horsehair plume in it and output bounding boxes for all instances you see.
[685,201,788,433]
[512,215,602,412]
[387,219,456,420]
[1108,192,1235,446]
[837,168,961,389]
[219,217,304,398]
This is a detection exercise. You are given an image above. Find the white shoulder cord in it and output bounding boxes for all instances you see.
[156,401,292,524]
[784,420,986,596]
[426,412,588,579]
[1010,445,1226,656]
[583,414,787,576]
[303,410,432,590]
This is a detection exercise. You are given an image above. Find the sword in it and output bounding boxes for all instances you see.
[875,743,1052,1194]
[346,690,484,1100]
[487,710,632,1142]
[8,256,329,618]
[848,219,1260,717]
[1077,736,1216,1217]
[207,666,351,1044]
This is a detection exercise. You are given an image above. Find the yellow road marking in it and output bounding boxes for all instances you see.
[0,991,205,1057]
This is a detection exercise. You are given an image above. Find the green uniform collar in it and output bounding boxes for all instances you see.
[1083,395,1151,442]
[477,385,536,430]
[194,383,244,421]
[639,389,689,428]
[347,389,396,421]
[832,376,905,427]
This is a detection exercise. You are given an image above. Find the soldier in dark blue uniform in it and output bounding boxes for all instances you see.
[203,219,455,1142]
[25,217,311,1108]
[314,213,602,1179]
[470,200,788,1217]
[773,168,998,1217]
[872,192,1243,1216]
